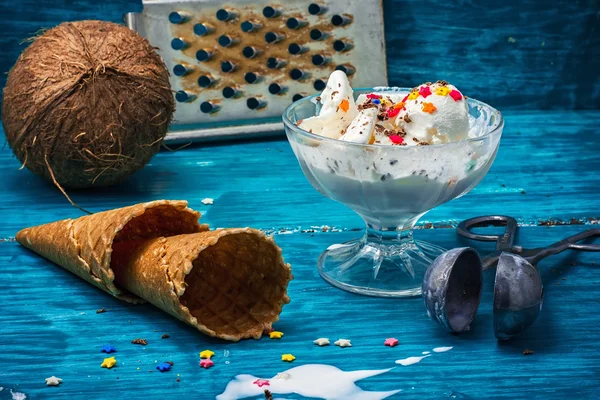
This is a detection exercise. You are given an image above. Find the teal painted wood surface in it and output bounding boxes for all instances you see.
[1,0,600,398]
[1,107,600,399]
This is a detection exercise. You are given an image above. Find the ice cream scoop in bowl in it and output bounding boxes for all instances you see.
[283,74,503,297]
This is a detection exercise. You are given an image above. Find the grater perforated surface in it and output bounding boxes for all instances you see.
[125,0,387,141]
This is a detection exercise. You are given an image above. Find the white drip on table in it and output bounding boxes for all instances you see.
[216,364,401,400]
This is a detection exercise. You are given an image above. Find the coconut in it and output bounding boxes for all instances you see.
[1,20,175,189]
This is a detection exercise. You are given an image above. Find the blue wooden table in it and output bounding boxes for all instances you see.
[1,0,600,399]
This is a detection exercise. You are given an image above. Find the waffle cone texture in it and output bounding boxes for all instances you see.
[16,200,292,341]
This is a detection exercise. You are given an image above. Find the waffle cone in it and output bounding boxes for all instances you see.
[16,201,292,340]
[111,229,292,341]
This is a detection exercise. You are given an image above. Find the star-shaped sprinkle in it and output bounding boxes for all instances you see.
[422,102,437,114]
[384,338,399,347]
[407,91,419,101]
[334,339,352,347]
[201,198,214,205]
[101,345,116,353]
[339,99,350,112]
[101,356,117,369]
[419,86,432,98]
[269,331,284,339]
[389,135,404,145]
[449,90,463,101]
[253,379,270,387]
[366,93,381,100]
[313,338,330,346]
[200,358,214,369]
[156,362,172,372]
[274,372,291,380]
[200,350,215,359]
[45,376,62,386]
[435,86,450,96]
[281,354,296,362]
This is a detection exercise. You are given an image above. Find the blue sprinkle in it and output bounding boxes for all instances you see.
[156,362,172,372]
[373,99,381,105]
[101,345,116,354]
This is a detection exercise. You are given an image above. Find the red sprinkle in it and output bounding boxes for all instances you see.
[419,86,432,98]
[389,135,404,144]
[402,95,409,103]
[366,93,381,99]
[449,90,463,101]
[387,107,400,118]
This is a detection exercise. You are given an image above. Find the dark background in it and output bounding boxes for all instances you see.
[0,0,598,111]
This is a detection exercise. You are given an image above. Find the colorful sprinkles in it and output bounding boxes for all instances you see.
[281,354,296,362]
[384,338,399,347]
[101,345,116,354]
[269,331,284,339]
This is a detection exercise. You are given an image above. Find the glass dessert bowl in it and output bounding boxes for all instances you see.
[283,87,504,298]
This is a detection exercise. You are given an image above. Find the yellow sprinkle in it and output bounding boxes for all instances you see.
[281,354,296,362]
[269,331,284,339]
[435,86,450,96]
[101,357,117,369]
[407,92,419,101]
[200,350,215,359]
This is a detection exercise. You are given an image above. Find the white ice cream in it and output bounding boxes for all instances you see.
[298,70,358,139]
[297,73,470,146]
[394,81,470,144]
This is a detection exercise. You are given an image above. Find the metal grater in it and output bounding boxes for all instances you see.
[124,0,387,143]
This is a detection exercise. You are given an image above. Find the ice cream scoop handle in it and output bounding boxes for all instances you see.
[527,229,600,265]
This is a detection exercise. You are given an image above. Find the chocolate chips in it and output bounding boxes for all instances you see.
[131,338,148,345]
[403,114,412,123]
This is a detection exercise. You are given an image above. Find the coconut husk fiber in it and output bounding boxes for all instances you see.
[16,201,293,341]
[1,20,175,189]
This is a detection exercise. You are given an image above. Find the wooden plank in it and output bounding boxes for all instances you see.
[1,224,599,398]
[1,110,599,239]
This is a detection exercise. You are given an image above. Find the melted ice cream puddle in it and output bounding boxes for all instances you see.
[395,355,430,366]
[216,364,401,400]
[433,346,453,353]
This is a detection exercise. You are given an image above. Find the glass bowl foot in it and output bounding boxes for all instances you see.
[318,238,446,298]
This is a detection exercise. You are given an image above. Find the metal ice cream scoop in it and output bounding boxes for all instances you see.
[423,216,600,340]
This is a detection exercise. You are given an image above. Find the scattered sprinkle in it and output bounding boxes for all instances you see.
[435,86,450,96]
[389,135,404,145]
[366,93,381,99]
[334,339,352,348]
[45,376,62,386]
[253,379,270,387]
[281,354,296,362]
[161,334,170,339]
[264,389,273,400]
[508,36,516,43]
[131,338,147,346]
[201,198,214,205]
[339,99,350,112]
[96,308,107,314]
[422,102,437,114]
[156,362,172,372]
[523,349,534,356]
[200,350,215,359]
[313,338,330,346]
[449,90,462,101]
[101,345,116,354]
[419,85,432,98]
[384,338,399,347]
[269,331,284,339]
[407,91,419,101]
[200,358,214,369]
[101,356,117,369]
